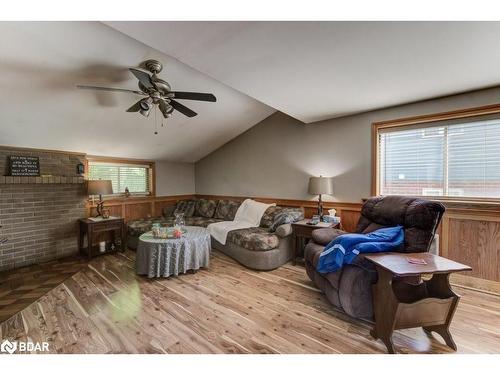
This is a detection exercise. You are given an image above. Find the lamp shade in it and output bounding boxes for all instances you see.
[308,176,334,195]
[87,180,113,196]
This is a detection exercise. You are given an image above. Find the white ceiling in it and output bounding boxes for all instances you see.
[3,22,500,164]
[0,22,274,162]
[108,21,500,123]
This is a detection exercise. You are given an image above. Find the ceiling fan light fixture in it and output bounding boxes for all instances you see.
[77,59,216,120]
[139,105,152,117]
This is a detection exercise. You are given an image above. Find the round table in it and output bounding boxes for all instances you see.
[136,226,211,278]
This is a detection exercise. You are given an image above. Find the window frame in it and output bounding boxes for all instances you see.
[85,156,156,198]
[372,103,500,203]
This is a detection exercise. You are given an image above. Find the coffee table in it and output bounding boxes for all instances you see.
[136,226,211,278]
[365,252,471,353]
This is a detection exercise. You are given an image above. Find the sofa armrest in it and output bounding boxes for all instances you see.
[275,223,292,238]
[311,228,347,246]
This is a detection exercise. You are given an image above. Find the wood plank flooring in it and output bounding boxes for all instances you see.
[0,256,87,323]
[1,250,499,354]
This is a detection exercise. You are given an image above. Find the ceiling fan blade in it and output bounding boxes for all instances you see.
[76,85,145,95]
[171,91,216,102]
[129,68,154,89]
[170,100,197,118]
[126,99,143,112]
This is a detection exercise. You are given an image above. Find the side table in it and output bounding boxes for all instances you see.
[365,252,471,353]
[291,219,339,265]
[78,217,126,259]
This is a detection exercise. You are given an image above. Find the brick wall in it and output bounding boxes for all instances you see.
[0,147,84,177]
[0,147,86,271]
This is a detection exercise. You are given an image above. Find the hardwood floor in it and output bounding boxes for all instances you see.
[1,250,499,354]
[0,256,87,323]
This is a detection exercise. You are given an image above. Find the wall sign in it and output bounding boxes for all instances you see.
[9,156,40,176]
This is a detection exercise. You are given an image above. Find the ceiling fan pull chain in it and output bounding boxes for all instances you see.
[154,105,158,135]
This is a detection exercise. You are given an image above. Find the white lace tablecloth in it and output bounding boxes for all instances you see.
[136,226,211,278]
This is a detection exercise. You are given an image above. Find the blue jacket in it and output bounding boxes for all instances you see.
[316,226,404,274]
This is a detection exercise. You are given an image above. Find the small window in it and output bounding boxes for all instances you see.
[88,160,154,196]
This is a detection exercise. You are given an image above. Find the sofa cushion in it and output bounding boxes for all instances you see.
[260,206,283,228]
[185,216,223,227]
[356,195,445,253]
[311,228,347,246]
[214,199,241,220]
[174,200,196,217]
[194,199,217,218]
[269,207,305,232]
[226,227,280,251]
[127,217,175,237]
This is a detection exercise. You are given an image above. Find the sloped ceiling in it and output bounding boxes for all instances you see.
[0,22,274,162]
[108,21,500,123]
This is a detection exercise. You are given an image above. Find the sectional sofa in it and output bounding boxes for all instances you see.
[127,198,304,270]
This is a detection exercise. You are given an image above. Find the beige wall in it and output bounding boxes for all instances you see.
[195,86,500,202]
[156,161,196,196]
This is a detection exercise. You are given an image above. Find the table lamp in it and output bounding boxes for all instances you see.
[87,180,113,217]
[308,176,333,219]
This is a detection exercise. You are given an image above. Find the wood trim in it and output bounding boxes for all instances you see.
[371,102,500,201]
[86,155,157,197]
[451,274,500,296]
[85,194,195,221]
[373,102,500,130]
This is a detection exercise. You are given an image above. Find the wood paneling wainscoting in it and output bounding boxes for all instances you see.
[197,194,363,233]
[88,194,500,294]
[86,194,195,221]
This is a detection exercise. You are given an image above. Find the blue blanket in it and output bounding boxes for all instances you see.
[316,226,404,273]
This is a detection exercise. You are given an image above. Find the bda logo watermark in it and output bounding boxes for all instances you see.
[0,340,17,354]
[1,339,49,354]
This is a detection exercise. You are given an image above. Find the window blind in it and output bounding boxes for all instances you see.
[378,117,500,199]
[88,161,151,195]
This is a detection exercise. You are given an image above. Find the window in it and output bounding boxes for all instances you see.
[376,113,500,200]
[88,159,154,196]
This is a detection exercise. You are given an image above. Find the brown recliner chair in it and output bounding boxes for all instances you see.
[304,195,445,319]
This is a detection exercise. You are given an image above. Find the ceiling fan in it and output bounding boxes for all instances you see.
[76,59,216,118]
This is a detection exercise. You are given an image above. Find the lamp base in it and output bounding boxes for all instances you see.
[317,194,324,220]
[95,201,105,217]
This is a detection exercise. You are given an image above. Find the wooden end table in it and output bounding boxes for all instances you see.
[291,219,339,265]
[78,217,126,259]
[365,252,471,353]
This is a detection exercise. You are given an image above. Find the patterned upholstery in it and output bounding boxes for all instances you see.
[127,217,175,237]
[194,199,217,218]
[127,199,302,252]
[226,227,280,251]
[269,208,304,232]
[127,216,223,237]
[185,216,223,227]
[260,206,283,228]
[173,200,196,217]
[214,200,241,220]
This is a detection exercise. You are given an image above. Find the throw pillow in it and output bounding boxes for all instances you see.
[269,207,305,232]
[214,200,241,220]
[194,199,217,218]
[260,206,282,228]
[173,200,196,217]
